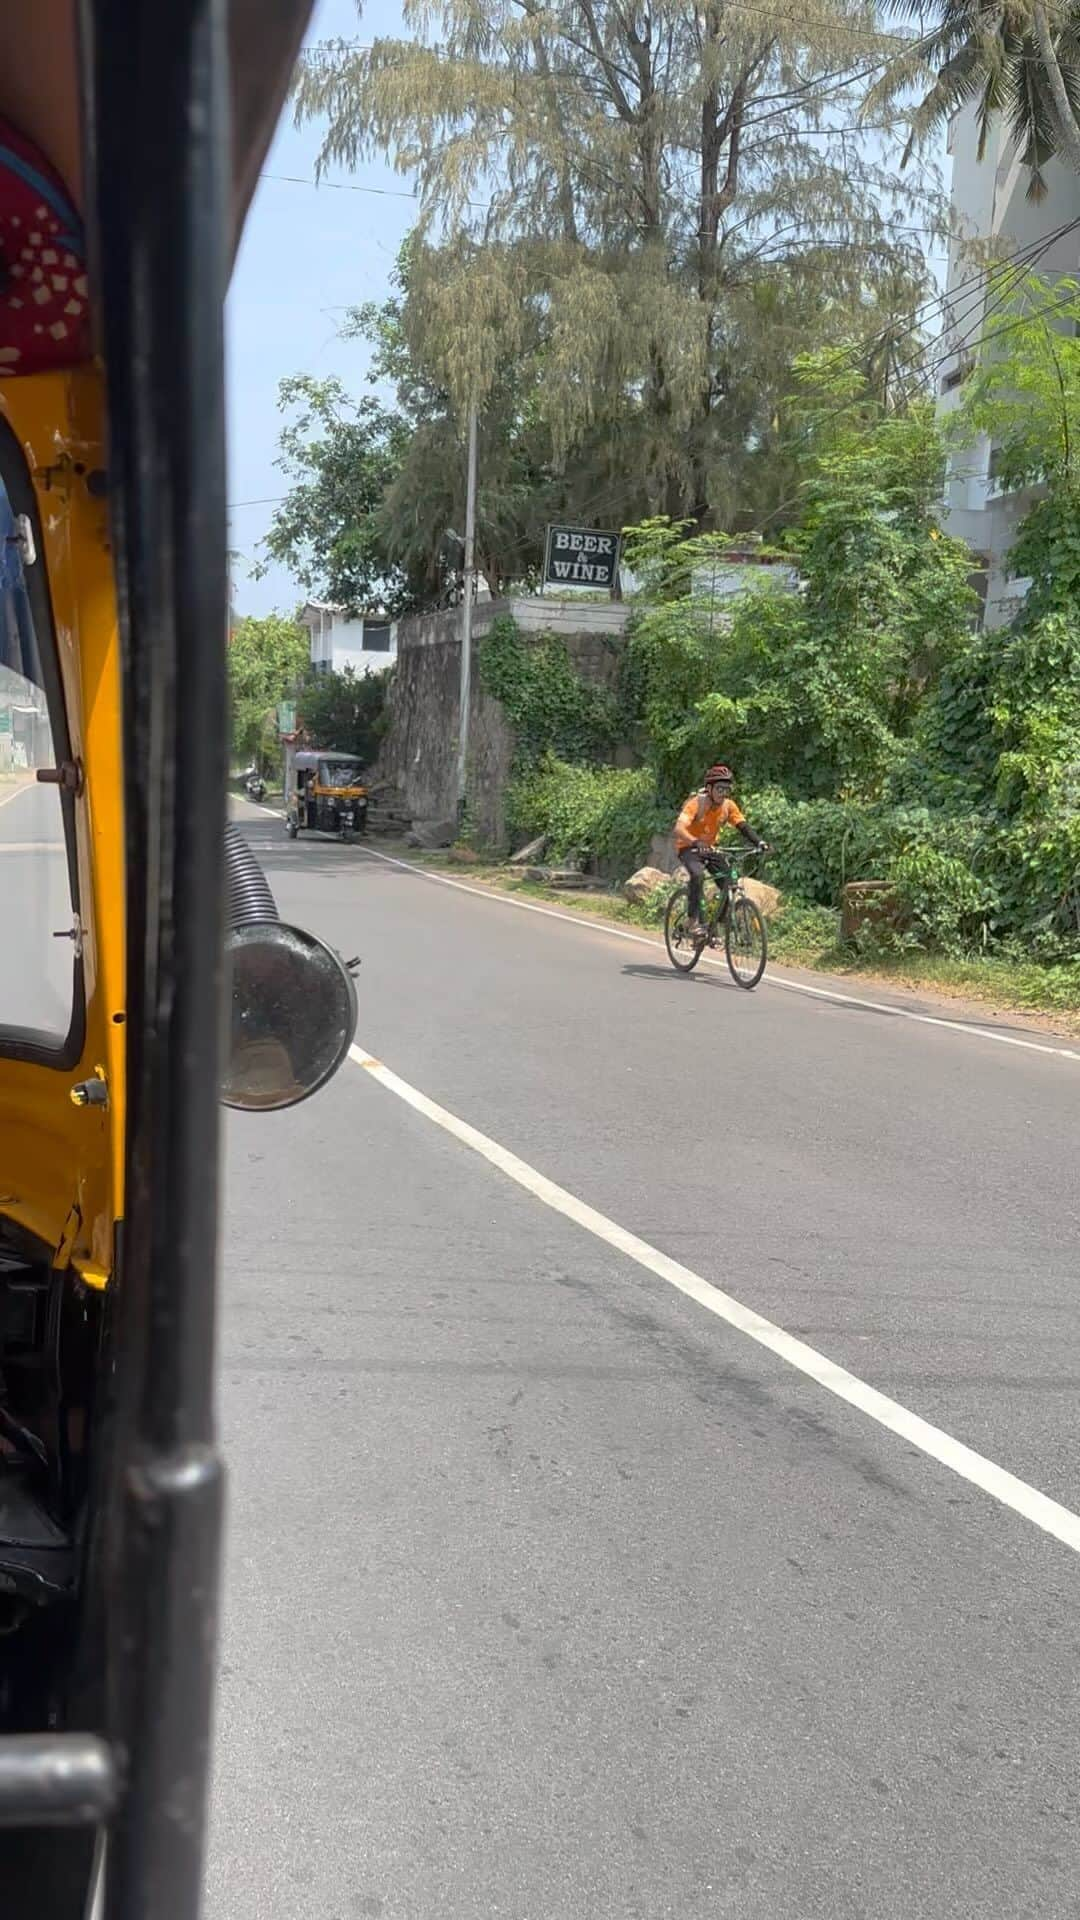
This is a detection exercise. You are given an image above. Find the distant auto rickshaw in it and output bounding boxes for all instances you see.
[287,750,368,842]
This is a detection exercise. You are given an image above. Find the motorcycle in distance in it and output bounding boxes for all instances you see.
[244,764,266,803]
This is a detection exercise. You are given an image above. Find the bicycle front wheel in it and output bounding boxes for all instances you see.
[725,893,767,989]
[664,886,704,974]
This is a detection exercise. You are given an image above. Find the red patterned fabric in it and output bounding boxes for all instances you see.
[0,118,90,378]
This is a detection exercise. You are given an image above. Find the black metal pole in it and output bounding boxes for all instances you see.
[78,2,230,1914]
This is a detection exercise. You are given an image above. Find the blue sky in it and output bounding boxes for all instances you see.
[226,0,412,617]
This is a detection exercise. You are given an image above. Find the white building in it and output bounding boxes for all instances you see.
[299,600,398,677]
[939,99,1080,627]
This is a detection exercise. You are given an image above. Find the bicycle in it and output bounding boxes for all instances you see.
[663,845,768,989]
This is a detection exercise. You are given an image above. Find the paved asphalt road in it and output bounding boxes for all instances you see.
[207,802,1080,1920]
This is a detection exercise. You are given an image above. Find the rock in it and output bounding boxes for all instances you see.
[525,866,604,890]
[740,876,781,920]
[648,833,679,875]
[509,834,547,865]
[841,879,905,941]
[410,816,457,849]
[623,865,672,905]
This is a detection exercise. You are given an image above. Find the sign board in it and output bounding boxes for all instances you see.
[543,525,620,592]
[277,701,297,734]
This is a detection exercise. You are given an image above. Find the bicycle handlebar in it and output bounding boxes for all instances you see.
[700,844,766,863]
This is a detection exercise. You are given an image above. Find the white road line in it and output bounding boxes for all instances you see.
[349,1037,1080,1556]
[358,844,1080,1065]
[0,779,35,812]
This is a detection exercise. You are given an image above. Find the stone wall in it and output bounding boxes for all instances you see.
[377,596,631,848]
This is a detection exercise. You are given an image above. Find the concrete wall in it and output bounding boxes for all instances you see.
[377,596,630,847]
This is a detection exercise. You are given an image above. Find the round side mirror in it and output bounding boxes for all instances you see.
[221,922,358,1112]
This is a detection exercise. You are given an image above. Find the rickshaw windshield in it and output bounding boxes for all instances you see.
[320,760,363,787]
[0,430,79,1054]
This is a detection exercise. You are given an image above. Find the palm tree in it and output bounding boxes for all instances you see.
[876,0,1080,197]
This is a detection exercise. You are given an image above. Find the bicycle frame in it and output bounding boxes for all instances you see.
[701,875,734,937]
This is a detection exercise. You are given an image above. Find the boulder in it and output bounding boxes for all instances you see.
[509,833,547,865]
[648,833,679,875]
[841,879,905,941]
[410,816,457,849]
[525,866,604,890]
[623,865,672,905]
[740,876,781,920]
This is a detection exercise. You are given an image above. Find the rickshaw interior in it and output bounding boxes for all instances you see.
[0,1,319,1915]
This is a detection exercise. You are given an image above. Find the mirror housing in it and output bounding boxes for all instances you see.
[221,921,358,1112]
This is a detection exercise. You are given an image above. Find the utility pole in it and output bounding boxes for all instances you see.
[456,402,478,824]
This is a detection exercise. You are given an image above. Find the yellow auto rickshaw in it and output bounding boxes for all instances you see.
[286,748,369,842]
[0,3,346,1916]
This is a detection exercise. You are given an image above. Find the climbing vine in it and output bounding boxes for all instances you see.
[478,615,619,767]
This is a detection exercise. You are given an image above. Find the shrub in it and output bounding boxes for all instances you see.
[508,757,667,877]
[885,845,996,954]
[769,900,843,959]
[744,791,904,904]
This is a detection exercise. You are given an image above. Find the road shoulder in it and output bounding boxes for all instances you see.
[360,841,1080,1047]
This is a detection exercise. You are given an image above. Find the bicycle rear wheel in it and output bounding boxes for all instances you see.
[725,893,767,989]
[664,885,704,974]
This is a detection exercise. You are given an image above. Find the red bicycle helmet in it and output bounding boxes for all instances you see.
[704,763,733,787]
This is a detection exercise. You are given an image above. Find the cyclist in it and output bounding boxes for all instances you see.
[673,763,767,938]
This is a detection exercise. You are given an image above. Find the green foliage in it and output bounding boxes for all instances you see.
[228,613,309,768]
[872,0,1080,200]
[956,276,1080,494]
[768,899,844,960]
[886,845,996,954]
[990,815,1080,955]
[621,398,974,806]
[508,757,667,879]
[744,791,898,902]
[258,375,421,616]
[478,616,619,766]
[297,666,391,767]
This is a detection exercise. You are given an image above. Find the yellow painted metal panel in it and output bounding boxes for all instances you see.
[0,368,124,1275]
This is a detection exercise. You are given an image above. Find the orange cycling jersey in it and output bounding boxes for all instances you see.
[674,791,746,849]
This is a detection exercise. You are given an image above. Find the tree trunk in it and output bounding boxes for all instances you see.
[520,0,578,245]
[1031,0,1080,176]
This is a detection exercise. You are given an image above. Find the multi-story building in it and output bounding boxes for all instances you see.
[299,599,398,677]
[938,98,1080,626]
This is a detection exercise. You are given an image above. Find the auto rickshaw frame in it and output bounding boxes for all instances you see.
[0,1,317,1915]
[286,748,370,842]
